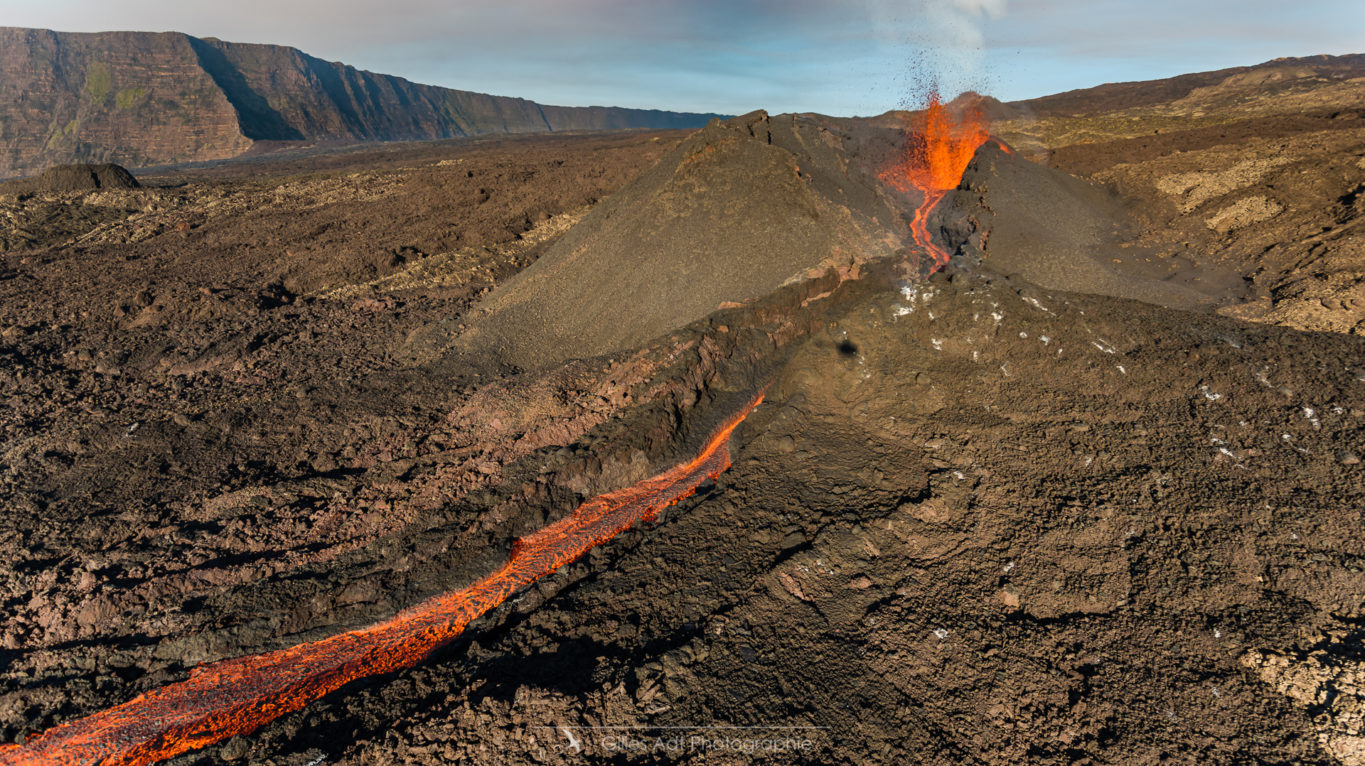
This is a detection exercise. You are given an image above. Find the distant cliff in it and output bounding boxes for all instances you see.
[0,27,723,178]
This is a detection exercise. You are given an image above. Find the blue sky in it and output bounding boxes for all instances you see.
[1,0,1360,115]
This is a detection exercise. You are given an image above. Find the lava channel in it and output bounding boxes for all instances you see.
[0,393,764,766]
[879,90,990,269]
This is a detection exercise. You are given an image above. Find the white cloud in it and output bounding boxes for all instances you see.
[954,0,1007,18]
[862,0,1010,102]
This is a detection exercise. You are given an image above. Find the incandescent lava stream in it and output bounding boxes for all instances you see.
[0,393,764,766]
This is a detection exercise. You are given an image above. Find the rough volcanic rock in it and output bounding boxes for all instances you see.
[606,271,1363,765]
[0,131,703,749]
[146,267,1365,766]
[0,26,723,178]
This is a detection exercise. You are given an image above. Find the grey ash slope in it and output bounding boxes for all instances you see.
[939,143,1248,311]
[453,111,919,369]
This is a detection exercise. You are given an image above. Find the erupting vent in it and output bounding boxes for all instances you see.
[0,394,764,766]
[879,91,990,268]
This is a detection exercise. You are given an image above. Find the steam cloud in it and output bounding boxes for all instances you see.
[867,0,1008,103]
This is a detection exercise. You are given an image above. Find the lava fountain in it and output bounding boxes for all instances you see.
[0,393,764,766]
[878,90,990,269]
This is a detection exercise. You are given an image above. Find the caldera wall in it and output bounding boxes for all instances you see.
[0,27,723,178]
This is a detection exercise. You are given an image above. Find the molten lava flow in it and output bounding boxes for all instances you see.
[878,91,990,269]
[0,394,764,766]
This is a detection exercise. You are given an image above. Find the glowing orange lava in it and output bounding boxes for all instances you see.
[0,394,764,766]
[879,91,990,268]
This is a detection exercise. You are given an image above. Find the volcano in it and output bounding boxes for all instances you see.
[1,53,1363,766]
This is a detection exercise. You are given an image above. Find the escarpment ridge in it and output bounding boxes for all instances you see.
[0,26,722,178]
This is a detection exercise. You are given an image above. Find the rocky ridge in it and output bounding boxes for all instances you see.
[0,27,722,178]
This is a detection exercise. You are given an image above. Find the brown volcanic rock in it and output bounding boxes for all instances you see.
[0,27,722,178]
